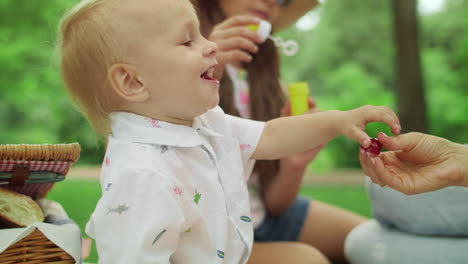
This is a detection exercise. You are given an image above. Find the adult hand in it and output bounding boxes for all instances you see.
[207,15,262,80]
[279,98,325,169]
[360,132,468,195]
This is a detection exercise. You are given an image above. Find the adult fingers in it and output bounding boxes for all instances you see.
[377,132,426,157]
[359,149,372,177]
[217,36,259,54]
[280,101,291,117]
[372,156,396,188]
[360,149,386,186]
[217,50,252,66]
[215,15,261,30]
[306,98,320,113]
[212,26,262,44]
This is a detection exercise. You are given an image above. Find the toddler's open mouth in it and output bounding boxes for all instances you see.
[200,67,217,81]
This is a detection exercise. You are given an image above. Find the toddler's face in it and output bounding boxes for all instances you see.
[118,0,220,121]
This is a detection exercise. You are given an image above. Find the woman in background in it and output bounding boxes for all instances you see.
[196,0,366,263]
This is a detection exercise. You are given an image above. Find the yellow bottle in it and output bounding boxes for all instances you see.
[288,82,309,116]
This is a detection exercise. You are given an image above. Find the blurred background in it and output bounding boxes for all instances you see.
[1,0,467,262]
[1,0,467,171]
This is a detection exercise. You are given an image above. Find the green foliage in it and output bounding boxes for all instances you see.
[0,0,104,164]
[278,0,468,170]
[1,0,467,168]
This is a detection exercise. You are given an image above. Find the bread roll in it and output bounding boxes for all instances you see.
[0,187,44,228]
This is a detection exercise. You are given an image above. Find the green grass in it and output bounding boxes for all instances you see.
[47,179,101,263]
[47,179,370,263]
[300,185,372,218]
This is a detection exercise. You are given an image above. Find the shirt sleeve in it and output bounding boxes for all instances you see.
[225,113,265,169]
[86,168,189,264]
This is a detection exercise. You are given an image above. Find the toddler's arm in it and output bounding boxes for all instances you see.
[252,105,400,160]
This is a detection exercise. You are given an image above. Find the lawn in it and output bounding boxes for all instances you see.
[47,179,371,263]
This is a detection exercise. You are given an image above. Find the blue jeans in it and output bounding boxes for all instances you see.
[345,178,468,264]
[254,196,310,242]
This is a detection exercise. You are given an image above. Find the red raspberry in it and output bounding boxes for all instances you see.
[360,138,382,155]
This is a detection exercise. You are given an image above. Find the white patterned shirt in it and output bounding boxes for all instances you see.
[226,64,266,229]
[85,106,264,264]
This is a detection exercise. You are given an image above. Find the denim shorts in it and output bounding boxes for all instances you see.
[253,196,311,242]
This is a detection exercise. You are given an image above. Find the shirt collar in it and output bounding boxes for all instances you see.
[109,112,223,147]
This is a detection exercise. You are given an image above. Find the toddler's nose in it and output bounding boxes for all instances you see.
[203,39,218,57]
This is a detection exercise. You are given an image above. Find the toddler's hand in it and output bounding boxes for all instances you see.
[341,105,401,148]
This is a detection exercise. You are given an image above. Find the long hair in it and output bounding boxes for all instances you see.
[196,0,286,188]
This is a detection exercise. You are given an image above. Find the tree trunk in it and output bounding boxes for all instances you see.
[392,0,428,133]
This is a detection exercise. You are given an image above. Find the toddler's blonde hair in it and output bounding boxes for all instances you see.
[57,0,122,136]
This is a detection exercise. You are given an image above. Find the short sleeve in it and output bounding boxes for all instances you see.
[86,168,189,264]
[225,114,264,166]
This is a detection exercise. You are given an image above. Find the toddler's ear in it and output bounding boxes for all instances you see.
[108,64,148,102]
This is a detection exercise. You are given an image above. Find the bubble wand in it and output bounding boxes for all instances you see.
[247,20,299,56]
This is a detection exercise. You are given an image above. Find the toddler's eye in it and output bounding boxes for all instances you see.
[183,40,192,47]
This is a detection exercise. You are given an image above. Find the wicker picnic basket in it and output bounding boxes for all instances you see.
[0,229,75,264]
[0,143,81,264]
[0,143,81,199]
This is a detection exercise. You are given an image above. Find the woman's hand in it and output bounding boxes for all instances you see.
[360,132,468,194]
[279,98,324,170]
[207,15,262,79]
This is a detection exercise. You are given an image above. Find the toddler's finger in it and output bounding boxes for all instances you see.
[364,106,401,135]
[352,129,371,148]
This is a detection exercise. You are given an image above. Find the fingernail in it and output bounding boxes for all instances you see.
[364,139,370,148]
[360,148,365,154]
[254,46,259,52]
[247,55,252,61]
[394,124,401,133]
[379,132,388,138]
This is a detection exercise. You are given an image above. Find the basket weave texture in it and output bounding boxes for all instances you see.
[0,143,81,263]
[0,229,75,264]
[0,144,81,162]
[0,143,81,199]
